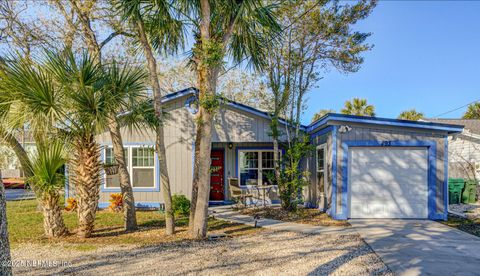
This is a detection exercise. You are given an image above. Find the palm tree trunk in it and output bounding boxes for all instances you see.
[107,117,137,231]
[41,192,68,238]
[0,174,12,276]
[73,135,101,238]
[134,17,175,235]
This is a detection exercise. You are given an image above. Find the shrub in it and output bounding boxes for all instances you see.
[172,194,190,217]
[108,193,123,212]
[64,197,77,212]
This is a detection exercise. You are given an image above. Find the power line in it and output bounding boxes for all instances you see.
[220,0,323,77]
[432,99,480,118]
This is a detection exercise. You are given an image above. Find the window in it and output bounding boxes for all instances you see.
[104,147,128,188]
[316,145,326,194]
[104,146,156,189]
[132,147,155,188]
[239,150,280,186]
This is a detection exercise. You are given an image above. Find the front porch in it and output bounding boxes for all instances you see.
[208,142,281,205]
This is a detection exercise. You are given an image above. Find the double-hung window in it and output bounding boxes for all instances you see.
[238,149,280,186]
[104,146,156,189]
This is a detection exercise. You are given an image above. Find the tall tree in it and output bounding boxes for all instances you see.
[0,173,12,276]
[176,0,281,239]
[341,98,375,116]
[463,103,480,119]
[69,0,140,231]
[311,109,336,123]
[116,0,185,235]
[398,109,424,121]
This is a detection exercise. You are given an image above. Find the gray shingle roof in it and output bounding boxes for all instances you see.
[427,119,480,134]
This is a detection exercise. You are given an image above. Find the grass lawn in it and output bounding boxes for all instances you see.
[441,214,480,238]
[7,199,261,250]
[240,206,350,227]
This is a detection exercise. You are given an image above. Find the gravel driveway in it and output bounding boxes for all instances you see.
[12,230,392,275]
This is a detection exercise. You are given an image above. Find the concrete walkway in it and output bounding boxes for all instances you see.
[210,205,355,235]
[350,219,480,276]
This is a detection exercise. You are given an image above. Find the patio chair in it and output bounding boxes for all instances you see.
[228,178,255,207]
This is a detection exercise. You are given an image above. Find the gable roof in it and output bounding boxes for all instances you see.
[427,119,480,135]
[307,113,464,134]
[163,87,307,130]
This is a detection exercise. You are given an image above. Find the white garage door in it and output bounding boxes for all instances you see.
[349,147,428,219]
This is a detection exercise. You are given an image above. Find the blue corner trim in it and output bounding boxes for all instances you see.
[339,140,438,220]
[99,143,160,193]
[307,113,464,134]
[331,126,338,218]
[443,136,449,220]
[98,202,161,209]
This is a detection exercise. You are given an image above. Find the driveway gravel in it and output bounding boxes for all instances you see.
[12,230,392,275]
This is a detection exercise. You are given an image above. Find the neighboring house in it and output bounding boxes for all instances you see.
[61,87,463,220]
[427,119,480,180]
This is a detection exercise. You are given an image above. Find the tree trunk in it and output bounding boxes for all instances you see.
[134,17,175,235]
[73,135,101,238]
[188,120,202,233]
[0,174,12,276]
[41,192,68,238]
[0,128,33,177]
[107,117,137,231]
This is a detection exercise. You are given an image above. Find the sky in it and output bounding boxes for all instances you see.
[302,1,480,124]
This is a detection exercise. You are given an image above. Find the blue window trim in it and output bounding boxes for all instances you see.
[331,126,338,217]
[211,147,227,201]
[98,202,161,209]
[99,142,160,193]
[337,140,444,220]
[235,146,285,185]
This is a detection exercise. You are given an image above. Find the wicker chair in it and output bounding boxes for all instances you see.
[228,178,254,207]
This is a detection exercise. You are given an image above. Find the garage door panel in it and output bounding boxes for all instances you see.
[349,147,428,219]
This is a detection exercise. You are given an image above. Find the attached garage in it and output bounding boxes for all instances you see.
[348,147,428,219]
[306,113,464,221]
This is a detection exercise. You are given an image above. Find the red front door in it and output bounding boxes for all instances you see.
[210,150,225,201]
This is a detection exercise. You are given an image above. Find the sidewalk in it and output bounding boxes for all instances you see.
[210,205,356,235]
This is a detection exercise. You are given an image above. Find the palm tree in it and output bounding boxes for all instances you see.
[115,0,185,235]
[341,98,375,116]
[173,0,281,238]
[463,103,480,119]
[398,109,424,121]
[29,140,69,237]
[0,174,12,276]
[311,109,335,123]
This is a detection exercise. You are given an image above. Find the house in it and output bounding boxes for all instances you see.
[427,119,480,180]
[65,87,464,220]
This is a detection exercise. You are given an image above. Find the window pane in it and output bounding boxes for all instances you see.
[317,171,325,193]
[240,169,258,186]
[240,152,258,169]
[262,169,275,185]
[132,147,154,167]
[133,168,154,187]
[317,148,325,171]
[262,152,275,169]
[105,148,128,166]
[105,174,121,188]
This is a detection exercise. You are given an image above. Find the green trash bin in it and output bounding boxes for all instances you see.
[462,180,478,204]
[449,178,465,204]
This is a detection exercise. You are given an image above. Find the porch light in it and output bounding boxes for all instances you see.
[228,143,233,149]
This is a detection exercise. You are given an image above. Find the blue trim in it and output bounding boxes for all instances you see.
[443,136,449,220]
[339,140,440,220]
[99,143,160,192]
[331,126,338,217]
[235,146,286,181]
[98,202,161,209]
[310,125,334,140]
[307,113,464,134]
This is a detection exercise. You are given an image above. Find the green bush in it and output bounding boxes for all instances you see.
[172,194,190,217]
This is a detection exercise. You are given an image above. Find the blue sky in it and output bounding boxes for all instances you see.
[302,1,480,124]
